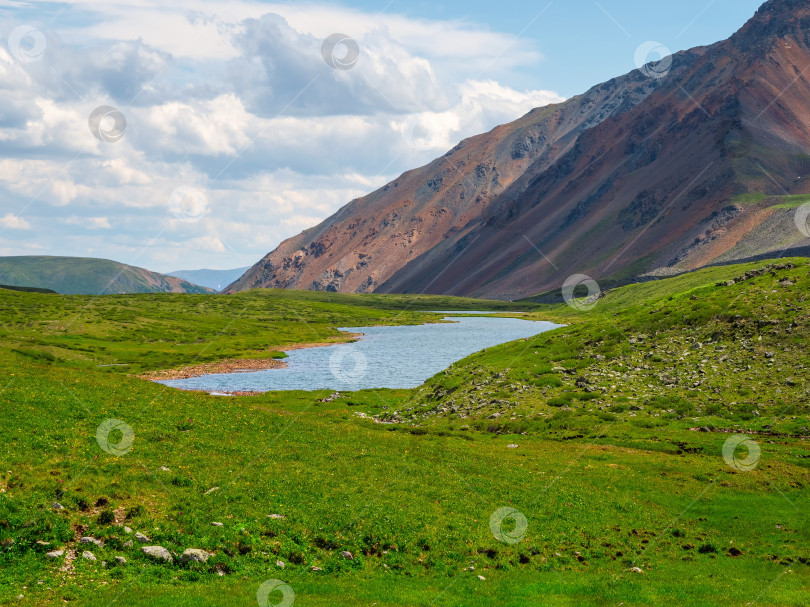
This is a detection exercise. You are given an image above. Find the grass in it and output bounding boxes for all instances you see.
[732,192,810,208]
[0,261,808,606]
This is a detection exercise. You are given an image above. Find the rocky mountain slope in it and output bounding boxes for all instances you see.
[0,256,216,295]
[227,0,810,299]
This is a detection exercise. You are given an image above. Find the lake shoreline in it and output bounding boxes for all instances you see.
[140,332,364,381]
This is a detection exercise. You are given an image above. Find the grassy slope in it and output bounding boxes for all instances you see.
[0,256,215,295]
[0,264,807,606]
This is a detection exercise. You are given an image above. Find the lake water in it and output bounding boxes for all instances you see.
[157,314,562,393]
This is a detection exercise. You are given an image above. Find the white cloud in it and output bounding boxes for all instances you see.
[0,213,31,230]
[0,0,564,272]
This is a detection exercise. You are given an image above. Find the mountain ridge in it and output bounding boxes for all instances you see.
[226,0,810,298]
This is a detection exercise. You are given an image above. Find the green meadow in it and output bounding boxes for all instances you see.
[0,259,807,606]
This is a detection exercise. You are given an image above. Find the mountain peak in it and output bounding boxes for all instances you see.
[736,0,810,40]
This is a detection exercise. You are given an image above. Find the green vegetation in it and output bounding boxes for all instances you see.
[0,256,216,295]
[732,191,810,208]
[0,261,808,606]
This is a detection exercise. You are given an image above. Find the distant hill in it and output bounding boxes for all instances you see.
[0,256,217,295]
[167,267,250,292]
[0,284,57,294]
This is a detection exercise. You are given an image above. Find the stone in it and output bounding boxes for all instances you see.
[159,466,171,472]
[52,502,65,511]
[179,549,210,564]
[45,550,64,559]
[123,526,132,534]
[276,560,285,569]
[134,532,150,543]
[82,551,96,561]
[80,537,103,547]
[210,522,224,527]
[267,513,286,520]
[311,566,322,572]
[114,556,127,565]
[123,541,133,548]
[141,546,173,563]
[477,575,486,581]
[629,567,644,574]
[507,444,519,449]
[204,487,219,495]
[340,551,353,560]
[35,541,50,547]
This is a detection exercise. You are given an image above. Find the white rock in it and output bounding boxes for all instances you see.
[82,551,96,561]
[45,550,64,559]
[141,546,173,562]
[80,537,103,547]
[134,532,150,543]
[210,522,224,527]
[629,567,644,574]
[276,560,285,569]
[179,549,210,564]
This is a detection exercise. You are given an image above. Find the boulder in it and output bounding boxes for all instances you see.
[114,556,127,565]
[340,551,353,560]
[45,550,64,559]
[82,551,96,561]
[141,546,173,563]
[179,549,210,564]
[134,532,150,543]
[79,537,103,547]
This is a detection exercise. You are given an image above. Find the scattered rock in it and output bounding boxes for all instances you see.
[311,566,322,572]
[276,560,285,569]
[141,546,173,563]
[506,444,519,449]
[79,537,103,547]
[52,502,65,511]
[123,541,133,549]
[267,514,286,520]
[204,487,219,495]
[45,550,64,559]
[134,532,150,543]
[629,567,643,574]
[179,549,210,564]
[35,541,50,547]
[82,551,96,561]
[211,522,224,527]
[340,551,353,560]
[477,575,486,581]
[115,556,127,565]
[159,466,171,472]
[123,526,132,534]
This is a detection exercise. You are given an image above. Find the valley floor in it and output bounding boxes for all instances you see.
[0,262,807,606]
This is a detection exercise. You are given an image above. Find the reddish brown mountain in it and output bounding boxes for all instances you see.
[227,0,810,299]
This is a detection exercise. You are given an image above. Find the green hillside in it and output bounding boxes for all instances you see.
[0,260,807,606]
[0,256,215,295]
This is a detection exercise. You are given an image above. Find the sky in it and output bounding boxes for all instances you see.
[0,0,764,273]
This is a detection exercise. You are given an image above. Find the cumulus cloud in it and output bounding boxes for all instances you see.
[0,213,31,230]
[0,0,564,272]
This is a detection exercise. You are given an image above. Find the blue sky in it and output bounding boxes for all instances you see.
[0,0,764,272]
